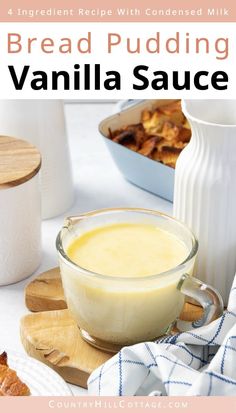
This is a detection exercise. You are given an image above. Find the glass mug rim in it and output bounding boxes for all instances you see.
[56,207,198,282]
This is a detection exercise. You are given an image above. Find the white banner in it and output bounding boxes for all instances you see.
[0,22,235,98]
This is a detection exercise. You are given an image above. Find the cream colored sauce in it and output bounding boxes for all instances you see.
[66,223,188,277]
[60,223,193,345]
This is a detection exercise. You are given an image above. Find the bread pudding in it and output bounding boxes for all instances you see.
[108,101,191,168]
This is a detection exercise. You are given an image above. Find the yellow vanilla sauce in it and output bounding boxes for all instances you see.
[66,223,188,277]
[61,222,192,344]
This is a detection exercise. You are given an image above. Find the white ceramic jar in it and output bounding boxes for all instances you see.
[0,136,42,285]
[174,100,236,304]
[0,100,74,219]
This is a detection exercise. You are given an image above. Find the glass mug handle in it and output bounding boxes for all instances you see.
[174,274,224,332]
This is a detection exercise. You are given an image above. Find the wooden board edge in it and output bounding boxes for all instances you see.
[20,316,89,389]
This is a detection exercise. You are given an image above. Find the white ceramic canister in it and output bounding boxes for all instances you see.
[0,100,74,219]
[174,99,236,304]
[0,136,42,285]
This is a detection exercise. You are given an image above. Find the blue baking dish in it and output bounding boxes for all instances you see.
[99,100,179,202]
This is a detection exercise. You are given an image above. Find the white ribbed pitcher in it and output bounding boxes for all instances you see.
[174,99,236,304]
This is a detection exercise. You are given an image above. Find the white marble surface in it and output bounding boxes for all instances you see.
[0,101,172,395]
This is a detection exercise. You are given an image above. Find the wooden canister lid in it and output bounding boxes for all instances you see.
[0,136,41,189]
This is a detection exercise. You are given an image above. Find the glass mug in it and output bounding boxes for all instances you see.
[56,208,223,352]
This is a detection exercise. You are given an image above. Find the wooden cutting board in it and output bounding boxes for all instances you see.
[22,267,203,389]
[25,267,67,312]
[20,309,111,388]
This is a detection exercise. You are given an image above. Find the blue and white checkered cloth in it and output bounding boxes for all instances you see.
[88,276,236,396]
